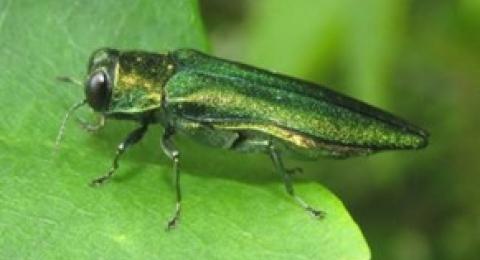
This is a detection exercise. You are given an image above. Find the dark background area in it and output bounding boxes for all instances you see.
[199,0,480,259]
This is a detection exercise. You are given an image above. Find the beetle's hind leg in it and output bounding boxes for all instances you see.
[269,144,325,219]
[160,127,182,230]
[90,124,149,186]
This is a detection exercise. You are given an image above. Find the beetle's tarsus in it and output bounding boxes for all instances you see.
[294,195,325,219]
[165,202,181,231]
[77,115,105,132]
[269,144,325,219]
[306,206,325,219]
[89,174,111,187]
[166,219,177,231]
[90,124,148,187]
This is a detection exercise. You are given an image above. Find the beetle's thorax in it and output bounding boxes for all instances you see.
[107,51,175,114]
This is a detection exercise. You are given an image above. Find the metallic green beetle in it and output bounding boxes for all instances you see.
[57,48,428,229]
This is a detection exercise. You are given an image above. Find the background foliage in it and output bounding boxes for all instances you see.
[202,0,480,259]
[0,0,371,259]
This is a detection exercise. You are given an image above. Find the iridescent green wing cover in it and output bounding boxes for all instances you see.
[165,49,428,157]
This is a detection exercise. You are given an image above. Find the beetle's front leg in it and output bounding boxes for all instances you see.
[90,124,149,186]
[269,144,325,219]
[77,114,106,132]
[160,126,182,230]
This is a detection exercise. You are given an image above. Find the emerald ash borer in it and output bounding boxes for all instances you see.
[56,48,429,230]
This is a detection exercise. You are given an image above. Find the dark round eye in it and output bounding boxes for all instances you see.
[85,70,111,111]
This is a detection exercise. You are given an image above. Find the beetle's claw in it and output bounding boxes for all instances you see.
[89,176,108,187]
[165,217,179,231]
[306,207,325,219]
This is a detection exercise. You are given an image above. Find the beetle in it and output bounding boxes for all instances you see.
[56,48,429,229]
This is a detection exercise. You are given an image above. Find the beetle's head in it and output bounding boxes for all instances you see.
[84,48,119,112]
[55,48,173,148]
[84,48,172,115]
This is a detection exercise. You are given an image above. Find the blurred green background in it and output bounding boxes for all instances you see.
[199,0,479,259]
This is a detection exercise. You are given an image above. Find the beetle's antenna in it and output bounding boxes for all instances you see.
[55,100,87,150]
[56,76,83,86]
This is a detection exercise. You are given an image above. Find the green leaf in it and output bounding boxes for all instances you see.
[0,1,369,259]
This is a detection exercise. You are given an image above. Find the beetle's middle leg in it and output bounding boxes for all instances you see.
[160,126,182,230]
[269,144,325,218]
[90,124,149,186]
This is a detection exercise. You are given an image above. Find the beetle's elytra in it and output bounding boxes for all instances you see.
[57,48,428,229]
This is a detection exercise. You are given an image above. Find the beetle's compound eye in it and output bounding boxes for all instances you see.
[85,70,111,111]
